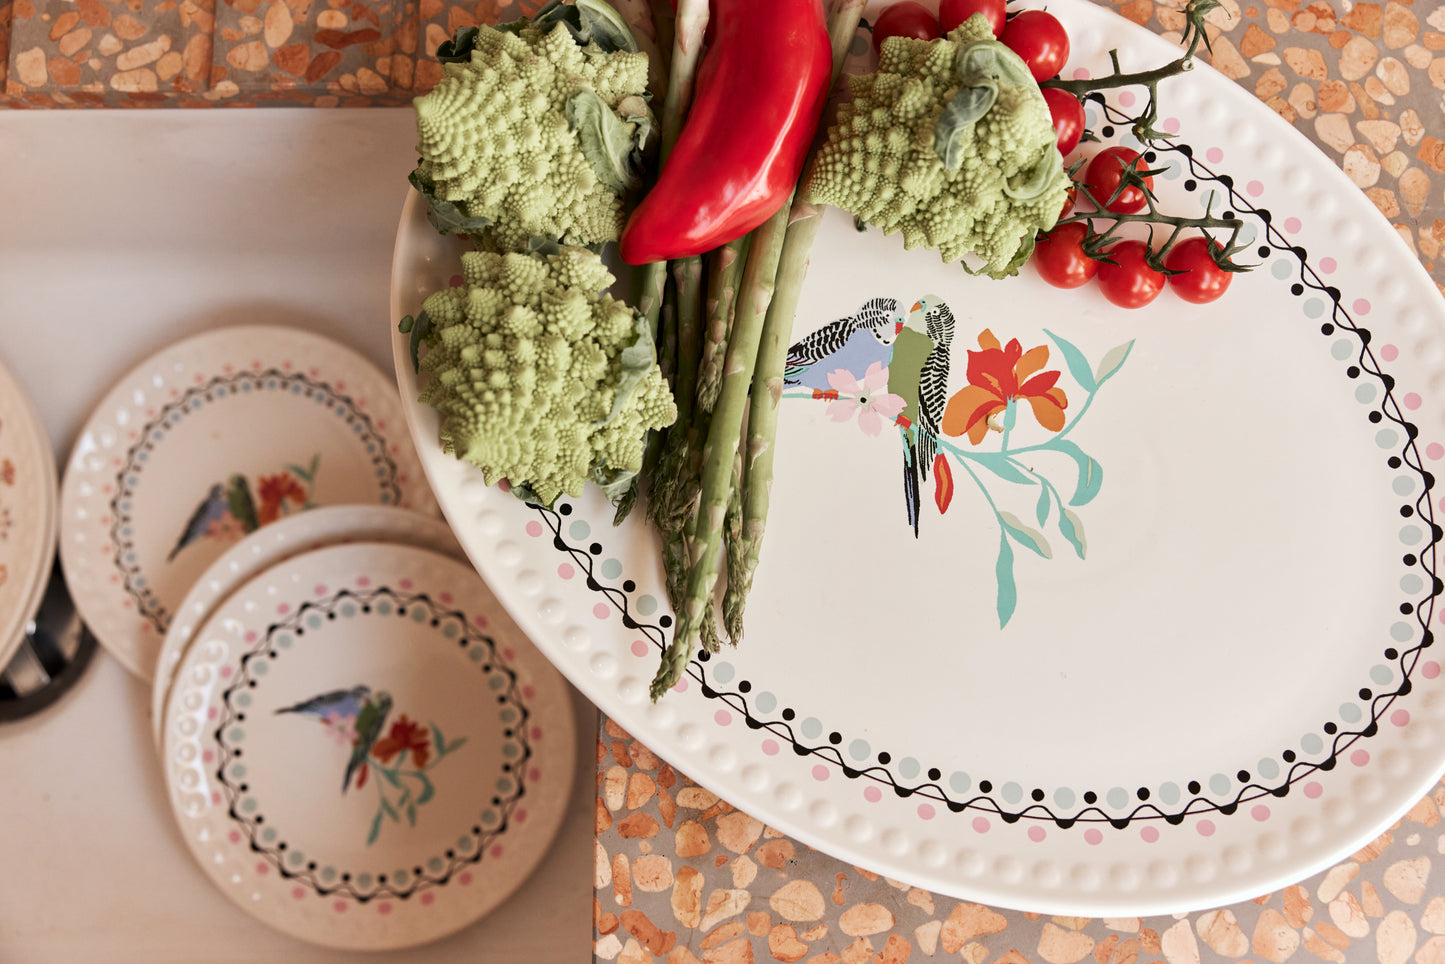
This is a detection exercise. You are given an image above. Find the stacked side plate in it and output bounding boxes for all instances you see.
[53,325,575,951]
[58,324,441,682]
[153,512,576,950]
[0,354,60,679]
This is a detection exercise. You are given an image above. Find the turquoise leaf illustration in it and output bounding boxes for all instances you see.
[367,809,384,846]
[973,452,1034,486]
[1000,511,1052,559]
[1094,341,1135,386]
[1059,507,1088,559]
[1044,329,1097,393]
[1035,485,1051,526]
[995,530,1017,628]
[415,771,436,806]
[1049,439,1104,506]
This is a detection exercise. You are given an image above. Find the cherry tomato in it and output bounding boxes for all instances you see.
[1000,10,1070,81]
[1163,235,1234,304]
[1059,183,1078,219]
[1096,240,1165,309]
[1084,146,1153,215]
[873,2,942,53]
[939,0,1006,37]
[1032,223,1098,289]
[1040,88,1085,156]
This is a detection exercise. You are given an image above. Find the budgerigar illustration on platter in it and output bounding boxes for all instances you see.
[278,683,468,845]
[786,295,1132,627]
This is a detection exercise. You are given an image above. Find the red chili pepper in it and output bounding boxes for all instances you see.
[619,0,833,265]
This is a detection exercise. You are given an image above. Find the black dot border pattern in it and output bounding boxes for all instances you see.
[527,106,1439,830]
[109,369,404,633]
[213,585,532,902]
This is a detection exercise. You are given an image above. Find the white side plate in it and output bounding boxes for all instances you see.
[60,324,439,681]
[163,541,575,950]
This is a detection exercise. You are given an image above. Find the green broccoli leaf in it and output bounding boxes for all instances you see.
[592,464,639,502]
[408,169,495,236]
[530,0,638,53]
[567,90,645,192]
[956,39,1032,89]
[602,311,659,426]
[400,309,431,374]
[617,94,655,155]
[1004,152,1065,200]
[935,43,1035,170]
[436,26,481,63]
[934,85,995,170]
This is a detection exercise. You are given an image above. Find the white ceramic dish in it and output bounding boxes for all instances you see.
[162,541,575,950]
[150,504,466,751]
[0,353,58,670]
[59,325,439,682]
[391,0,1445,914]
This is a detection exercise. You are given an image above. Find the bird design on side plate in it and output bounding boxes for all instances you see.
[888,295,955,537]
[276,685,394,792]
[167,474,256,561]
[783,296,905,391]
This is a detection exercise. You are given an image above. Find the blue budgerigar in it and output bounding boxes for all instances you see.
[275,685,374,723]
[277,685,394,793]
[784,297,904,392]
[888,295,956,536]
[167,474,256,561]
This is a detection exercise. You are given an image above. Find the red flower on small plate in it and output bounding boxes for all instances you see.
[257,472,308,525]
[372,715,431,768]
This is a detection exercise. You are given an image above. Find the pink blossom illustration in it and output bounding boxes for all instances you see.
[825,362,906,436]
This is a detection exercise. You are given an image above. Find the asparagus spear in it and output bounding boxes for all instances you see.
[724,0,868,643]
[697,235,749,416]
[612,0,709,524]
[650,189,795,699]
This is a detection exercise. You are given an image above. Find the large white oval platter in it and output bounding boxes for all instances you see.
[390,0,1445,914]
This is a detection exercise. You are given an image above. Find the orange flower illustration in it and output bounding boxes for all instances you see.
[257,472,308,525]
[941,330,1069,445]
[371,715,431,768]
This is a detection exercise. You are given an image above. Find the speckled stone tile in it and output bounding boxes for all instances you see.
[593,716,1445,963]
[4,0,215,104]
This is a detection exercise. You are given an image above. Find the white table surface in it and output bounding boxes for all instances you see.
[0,108,596,962]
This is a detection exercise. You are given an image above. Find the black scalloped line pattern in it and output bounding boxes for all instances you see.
[528,112,1440,828]
[213,586,532,902]
[109,369,403,633]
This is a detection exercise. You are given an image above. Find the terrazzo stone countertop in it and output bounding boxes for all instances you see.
[6,0,1445,959]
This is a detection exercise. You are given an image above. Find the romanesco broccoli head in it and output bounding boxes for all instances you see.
[412,18,652,251]
[417,245,676,506]
[803,14,1069,278]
